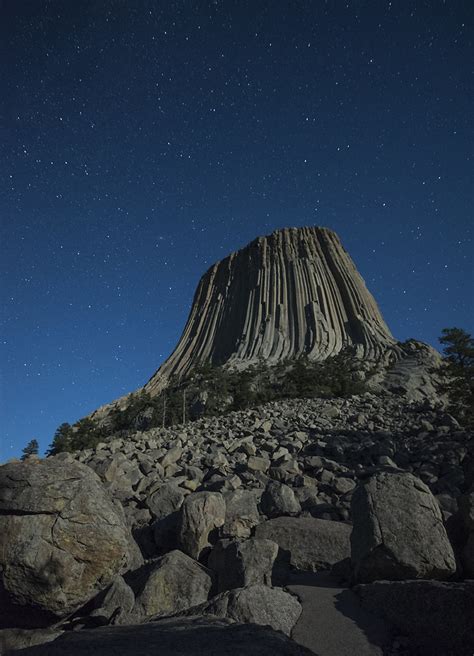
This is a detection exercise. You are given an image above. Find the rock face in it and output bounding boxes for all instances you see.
[0,459,132,626]
[351,472,457,583]
[145,226,395,393]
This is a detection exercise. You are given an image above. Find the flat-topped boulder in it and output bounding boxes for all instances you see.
[255,516,351,571]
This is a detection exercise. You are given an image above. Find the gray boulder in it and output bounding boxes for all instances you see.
[145,481,185,520]
[351,472,456,583]
[255,516,351,571]
[132,550,212,620]
[260,481,301,518]
[161,446,183,469]
[355,580,474,656]
[89,576,135,626]
[0,627,62,654]
[208,538,278,592]
[10,616,314,655]
[0,459,131,626]
[176,585,302,636]
[178,491,226,560]
[221,489,260,538]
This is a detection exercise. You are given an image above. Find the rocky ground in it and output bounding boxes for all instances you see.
[1,391,473,655]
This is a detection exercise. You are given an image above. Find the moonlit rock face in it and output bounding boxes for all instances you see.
[146,226,394,393]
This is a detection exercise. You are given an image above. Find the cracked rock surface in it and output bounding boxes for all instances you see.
[0,459,132,626]
[351,471,456,583]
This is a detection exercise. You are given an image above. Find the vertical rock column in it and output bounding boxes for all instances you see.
[145,226,395,394]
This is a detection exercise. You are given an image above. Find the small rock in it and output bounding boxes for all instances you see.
[247,456,270,472]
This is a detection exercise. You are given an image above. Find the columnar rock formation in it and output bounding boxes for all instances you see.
[145,227,395,394]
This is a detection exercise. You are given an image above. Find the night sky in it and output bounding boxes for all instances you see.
[1,1,473,460]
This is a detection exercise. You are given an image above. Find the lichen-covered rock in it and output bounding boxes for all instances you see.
[208,538,278,592]
[132,550,212,620]
[178,492,226,560]
[255,516,351,571]
[0,459,132,627]
[351,472,456,583]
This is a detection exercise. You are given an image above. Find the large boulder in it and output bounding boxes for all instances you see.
[255,516,351,571]
[0,459,132,627]
[178,492,226,560]
[131,550,212,620]
[208,538,278,592]
[355,580,474,656]
[176,585,302,636]
[351,472,457,583]
[10,616,314,655]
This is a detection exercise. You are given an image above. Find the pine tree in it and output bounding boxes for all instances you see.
[47,422,73,455]
[439,327,474,427]
[21,438,39,461]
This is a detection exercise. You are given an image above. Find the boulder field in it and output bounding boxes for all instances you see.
[1,392,473,655]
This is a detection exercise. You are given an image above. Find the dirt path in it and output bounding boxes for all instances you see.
[286,571,391,656]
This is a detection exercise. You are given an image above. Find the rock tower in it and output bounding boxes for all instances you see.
[145,226,395,394]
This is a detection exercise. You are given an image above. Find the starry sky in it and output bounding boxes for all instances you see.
[1,1,473,460]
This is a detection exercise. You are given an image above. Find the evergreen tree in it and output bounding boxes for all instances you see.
[47,422,74,455]
[21,438,39,460]
[439,327,474,427]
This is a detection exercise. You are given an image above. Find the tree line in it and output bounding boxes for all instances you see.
[36,328,473,456]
